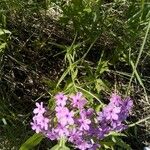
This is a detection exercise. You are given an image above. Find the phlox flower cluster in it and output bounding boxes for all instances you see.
[31,92,133,150]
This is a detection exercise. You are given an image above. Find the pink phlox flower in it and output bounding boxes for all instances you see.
[79,112,91,131]
[54,125,69,138]
[56,106,74,126]
[86,108,94,116]
[33,114,49,130]
[55,106,68,119]
[69,128,82,143]
[40,117,49,130]
[30,93,133,150]
[30,122,41,133]
[104,105,121,120]
[33,102,46,115]
[110,93,122,106]
[60,110,74,126]
[55,93,67,107]
[123,97,133,111]
[75,140,93,150]
[71,92,87,109]
[46,129,57,140]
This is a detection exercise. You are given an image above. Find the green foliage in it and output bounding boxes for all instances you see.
[59,0,102,37]
[19,133,44,150]
[0,28,11,52]
[100,133,132,150]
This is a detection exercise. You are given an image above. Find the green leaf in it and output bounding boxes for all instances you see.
[83,8,92,13]
[96,61,109,75]
[19,133,44,150]
[95,79,108,93]
[108,131,127,137]
[0,29,11,35]
[112,137,132,150]
[100,141,115,149]
[0,43,6,51]
[56,68,70,87]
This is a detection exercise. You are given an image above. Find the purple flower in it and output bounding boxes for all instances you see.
[60,111,74,126]
[32,114,49,130]
[98,125,110,139]
[40,117,49,130]
[112,122,127,131]
[30,122,41,133]
[54,125,69,138]
[55,106,68,119]
[96,93,133,141]
[86,108,94,116]
[90,144,101,150]
[78,113,91,131]
[69,128,82,143]
[123,97,133,111]
[55,93,67,107]
[31,92,133,150]
[71,92,87,109]
[55,106,74,126]
[110,93,122,106]
[103,105,121,120]
[33,102,46,115]
[62,110,74,125]
[46,129,57,140]
[119,99,133,121]
[75,140,92,150]
[31,102,50,134]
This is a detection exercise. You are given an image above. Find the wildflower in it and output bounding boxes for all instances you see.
[55,106,68,119]
[86,108,94,116]
[31,92,133,150]
[122,97,133,111]
[54,125,69,138]
[55,92,67,107]
[62,110,74,125]
[69,128,82,143]
[39,117,49,130]
[103,105,121,120]
[33,102,46,115]
[46,129,57,140]
[55,106,74,126]
[110,93,122,106]
[78,112,91,131]
[31,114,49,131]
[30,122,41,133]
[75,140,92,150]
[71,92,87,109]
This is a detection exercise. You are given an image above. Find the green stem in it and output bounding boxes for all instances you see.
[126,20,150,95]
[59,137,66,147]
